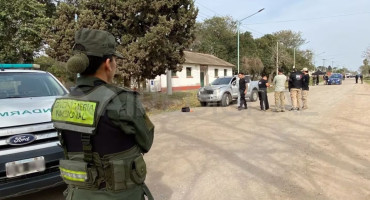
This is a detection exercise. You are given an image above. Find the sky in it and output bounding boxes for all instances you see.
[195,0,370,71]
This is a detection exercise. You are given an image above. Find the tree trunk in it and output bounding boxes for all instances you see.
[124,77,131,88]
[137,77,141,91]
[142,78,147,91]
[268,71,274,83]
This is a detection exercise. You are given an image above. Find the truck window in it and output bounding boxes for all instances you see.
[0,73,66,99]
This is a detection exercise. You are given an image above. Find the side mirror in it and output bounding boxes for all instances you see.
[232,81,236,86]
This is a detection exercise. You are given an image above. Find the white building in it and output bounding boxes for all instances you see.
[149,51,234,92]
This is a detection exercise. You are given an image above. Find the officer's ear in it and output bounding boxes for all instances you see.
[103,57,113,72]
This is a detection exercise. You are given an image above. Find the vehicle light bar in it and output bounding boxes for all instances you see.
[0,64,40,69]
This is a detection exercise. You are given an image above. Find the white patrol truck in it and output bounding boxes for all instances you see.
[0,64,68,199]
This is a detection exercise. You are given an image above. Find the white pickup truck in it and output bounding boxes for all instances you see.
[0,64,68,199]
[197,75,259,107]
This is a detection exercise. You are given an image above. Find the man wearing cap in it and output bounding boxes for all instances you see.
[301,67,310,110]
[288,68,303,111]
[51,28,154,200]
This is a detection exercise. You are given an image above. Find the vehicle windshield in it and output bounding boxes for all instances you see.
[330,74,341,78]
[0,72,67,99]
[211,77,232,85]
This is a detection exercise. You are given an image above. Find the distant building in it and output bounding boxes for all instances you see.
[149,51,234,92]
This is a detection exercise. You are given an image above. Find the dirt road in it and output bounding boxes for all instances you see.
[9,80,370,200]
[145,80,370,200]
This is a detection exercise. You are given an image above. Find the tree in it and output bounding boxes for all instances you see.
[273,30,305,49]
[327,65,332,72]
[44,0,198,83]
[0,0,49,63]
[191,16,237,64]
[241,57,263,80]
[255,34,279,79]
[191,16,257,71]
[273,30,312,71]
[363,46,370,60]
[359,59,369,75]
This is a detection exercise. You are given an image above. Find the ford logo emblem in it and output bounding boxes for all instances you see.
[6,134,37,146]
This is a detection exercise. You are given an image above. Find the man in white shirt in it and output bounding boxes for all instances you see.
[272,68,287,112]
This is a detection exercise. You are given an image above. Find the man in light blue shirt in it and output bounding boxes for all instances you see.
[272,68,287,112]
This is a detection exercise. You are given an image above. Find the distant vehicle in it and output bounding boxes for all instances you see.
[328,73,343,85]
[345,73,353,78]
[0,64,68,199]
[197,75,259,107]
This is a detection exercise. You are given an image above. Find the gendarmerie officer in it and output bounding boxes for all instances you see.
[51,29,154,200]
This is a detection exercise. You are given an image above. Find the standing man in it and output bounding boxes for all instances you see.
[272,68,287,112]
[316,75,319,85]
[360,74,363,84]
[355,74,359,84]
[312,75,315,86]
[288,68,303,111]
[302,68,310,110]
[258,75,270,111]
[51,29,154,200]
[238,72,248,110]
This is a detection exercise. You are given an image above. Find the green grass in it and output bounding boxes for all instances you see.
[140,90,200,115]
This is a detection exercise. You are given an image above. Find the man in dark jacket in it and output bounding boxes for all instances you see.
[238,72,248,110]
[258,75,270,111]
[288,68,303,111]
[301,68,310,110]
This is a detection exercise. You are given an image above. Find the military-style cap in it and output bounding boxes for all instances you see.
[74,28,123,59]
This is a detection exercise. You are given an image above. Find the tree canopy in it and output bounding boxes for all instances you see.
[0,0,49,63]
[43,0,198,81]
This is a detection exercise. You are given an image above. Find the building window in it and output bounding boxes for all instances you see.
[186,67,192,77]
[215,69,218,77]
[171,70,177,77]
[224,69,227,76]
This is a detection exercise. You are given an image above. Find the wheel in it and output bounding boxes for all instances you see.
[200,101,207,107]
[221,93,231,107]
[250,90,258,102]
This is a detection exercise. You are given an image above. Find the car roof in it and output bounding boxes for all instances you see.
[0,69,46,73]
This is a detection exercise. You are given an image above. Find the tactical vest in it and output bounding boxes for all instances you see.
[51,85,147,192]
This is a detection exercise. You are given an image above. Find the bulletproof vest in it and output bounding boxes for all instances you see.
[51,85,147,192]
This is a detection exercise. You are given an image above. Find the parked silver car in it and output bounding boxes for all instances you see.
[197,76,259,107]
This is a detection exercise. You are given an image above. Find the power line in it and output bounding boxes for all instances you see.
[245,11,370,25]
[240,25,266,36]
[196,12,212,20]
[195,1,222,17]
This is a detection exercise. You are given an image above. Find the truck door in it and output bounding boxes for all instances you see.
[231,77,238,98]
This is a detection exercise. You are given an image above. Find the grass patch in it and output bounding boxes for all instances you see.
[140,90,199,115]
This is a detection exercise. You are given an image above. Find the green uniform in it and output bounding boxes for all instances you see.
[52,76,154,200]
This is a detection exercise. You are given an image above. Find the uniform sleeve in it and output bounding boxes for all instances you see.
[106,92,154,153]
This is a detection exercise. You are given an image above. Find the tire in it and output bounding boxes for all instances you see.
[200,101,207,107]
[250,89,258,102]
[221,93,231,107]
